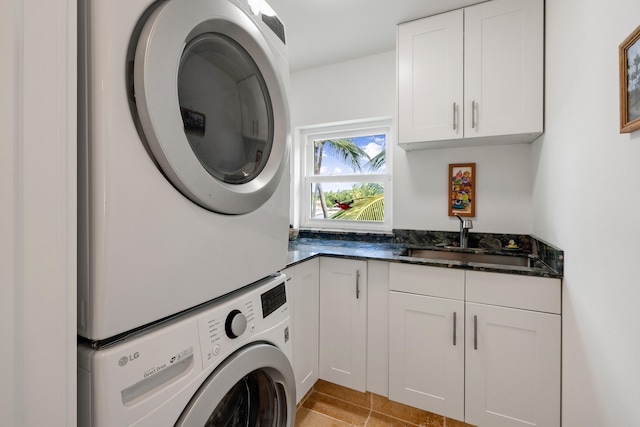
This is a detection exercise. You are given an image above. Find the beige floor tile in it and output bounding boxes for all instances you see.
[302,391,369,426]
[296,383,471,427]
[314,379,372,409]
[371,394,444,427]
[367,411,418,427]
[444,418,475,427]
[295,407,353,427]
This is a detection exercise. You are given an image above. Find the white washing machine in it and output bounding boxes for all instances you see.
[78,273,295,426]
[78,0,291,341]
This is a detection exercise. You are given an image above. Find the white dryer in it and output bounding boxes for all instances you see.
[78,0,291,341]
[78,274,295,426]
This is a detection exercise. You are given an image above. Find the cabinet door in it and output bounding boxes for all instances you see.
[464,0,543,139]
[389,292,465,421]
[319,257,368,392]
[398,10,463,143]
[290,259,320,403]
[465,303,561,427]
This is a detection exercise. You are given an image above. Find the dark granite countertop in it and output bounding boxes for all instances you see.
[286,230,563,279]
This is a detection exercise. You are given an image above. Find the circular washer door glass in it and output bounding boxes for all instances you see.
[204,370,280,426]
[175,343,295,426]
[178,33,273,185]
[133,0,289,214]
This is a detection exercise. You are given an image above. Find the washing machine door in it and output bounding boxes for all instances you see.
[133,0,289,214]
[176,343,295,426]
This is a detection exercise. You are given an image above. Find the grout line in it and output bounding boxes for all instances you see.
[299,390,423,427]
[363,392,372,426]
[297,384,471,427]
[301,406,358,426]
[369,409,422,427]
[302,390,371,426]
[313,390,372,411]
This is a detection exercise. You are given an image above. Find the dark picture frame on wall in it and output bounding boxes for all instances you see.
[448,163,475,217]
[620,24,640,133]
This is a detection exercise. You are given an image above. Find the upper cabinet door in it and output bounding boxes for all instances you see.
[464,0,544,139]
[397,0,543,150]
[398,10,464,144]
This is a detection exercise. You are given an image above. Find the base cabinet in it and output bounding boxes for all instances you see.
[465,302,561,427]
[389,263,561,427]
[282,258,320,403]
[319,257,368,392]
[389,291,465,421]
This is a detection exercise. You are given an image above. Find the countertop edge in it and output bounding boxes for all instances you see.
[286,239,563,279]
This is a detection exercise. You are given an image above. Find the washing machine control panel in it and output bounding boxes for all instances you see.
[197,274,289,370]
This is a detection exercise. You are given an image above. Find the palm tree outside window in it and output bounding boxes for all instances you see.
[298,118,392,232]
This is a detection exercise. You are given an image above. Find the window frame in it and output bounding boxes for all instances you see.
[294,117,393,232]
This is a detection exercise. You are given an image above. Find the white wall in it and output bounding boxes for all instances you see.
[534,1,640,425]
[290,50,533,234]
[0,2,17,423]
[0,1,77,426]
[394,144,532,233]
[290,50,397,128]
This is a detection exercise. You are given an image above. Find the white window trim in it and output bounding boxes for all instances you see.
[293,117,393,233]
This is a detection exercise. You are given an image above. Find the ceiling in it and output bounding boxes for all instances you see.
[267,0,484,72]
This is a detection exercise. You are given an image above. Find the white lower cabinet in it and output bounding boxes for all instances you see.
[389,292,465,420]
[389,264,561,427]
[465,272,561,427]
[282,258,320,403]
[319,257,368,392]
[389,263,466,421]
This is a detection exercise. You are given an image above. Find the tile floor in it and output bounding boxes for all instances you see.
[295,380,476,427]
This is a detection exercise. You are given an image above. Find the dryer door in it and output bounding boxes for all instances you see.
[176,343,295,426]
[133,0,289,214]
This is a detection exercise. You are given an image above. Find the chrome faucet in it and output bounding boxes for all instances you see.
[455,215,473,248]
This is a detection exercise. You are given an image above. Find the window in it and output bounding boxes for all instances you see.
[296,118,393,232]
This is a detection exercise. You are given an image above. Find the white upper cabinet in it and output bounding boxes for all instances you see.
[398,10,464,144]
[398,0,544,150]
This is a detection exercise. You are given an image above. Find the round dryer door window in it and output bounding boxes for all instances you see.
[179,33,273,186]
[133,0,289,214]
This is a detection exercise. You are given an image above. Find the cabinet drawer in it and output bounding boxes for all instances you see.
[389,263,465,300]
[466,271,561,314]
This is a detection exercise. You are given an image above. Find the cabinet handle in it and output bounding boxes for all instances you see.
[453,311,457,346]
[473,315,478,350]
[356,270,360,299]
[471,100,477,129]
[452,102,457,130]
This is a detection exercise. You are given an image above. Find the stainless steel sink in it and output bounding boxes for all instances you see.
[406,248,535,267]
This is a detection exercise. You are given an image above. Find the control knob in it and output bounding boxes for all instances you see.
[225,309,247,339]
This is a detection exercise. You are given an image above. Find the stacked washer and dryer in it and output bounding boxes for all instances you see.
[77,0,295,425]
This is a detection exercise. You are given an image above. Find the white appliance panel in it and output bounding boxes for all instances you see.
[78,274,294,426]
[78,0,291,340]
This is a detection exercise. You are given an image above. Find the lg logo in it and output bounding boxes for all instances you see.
[118,352,140,367]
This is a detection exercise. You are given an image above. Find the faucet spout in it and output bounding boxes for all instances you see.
[455,215,473,248]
